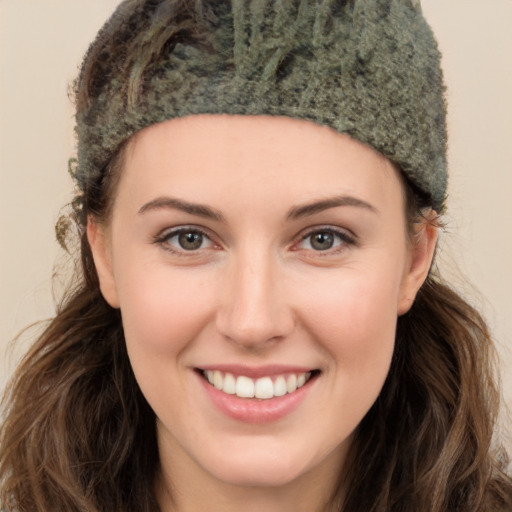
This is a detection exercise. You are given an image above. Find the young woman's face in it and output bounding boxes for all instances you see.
[90,115,435,495]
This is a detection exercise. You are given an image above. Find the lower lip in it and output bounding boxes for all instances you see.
[197,372,316,424]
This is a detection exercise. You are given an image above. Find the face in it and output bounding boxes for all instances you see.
[89,115,436,496]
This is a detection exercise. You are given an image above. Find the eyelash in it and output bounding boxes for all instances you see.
[294,227,356,254]
[153,226,356,256]
[153,226,217,256]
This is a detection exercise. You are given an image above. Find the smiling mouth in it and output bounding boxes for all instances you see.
[198,369,320,400]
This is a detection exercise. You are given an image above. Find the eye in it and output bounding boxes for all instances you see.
[155,227,215,252]
[296,228,355,252]
[175,231,206,250]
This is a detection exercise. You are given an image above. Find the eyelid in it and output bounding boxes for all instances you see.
[153,225,221,254]
[152,224,356,256]
[292,225,357,253]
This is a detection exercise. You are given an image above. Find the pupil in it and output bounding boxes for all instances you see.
[179,232,203,250]
[311,232,333,250]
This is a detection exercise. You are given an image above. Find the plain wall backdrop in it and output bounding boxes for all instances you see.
[1,1,511,429]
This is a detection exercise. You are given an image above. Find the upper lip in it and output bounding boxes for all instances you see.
[196,364,317,379]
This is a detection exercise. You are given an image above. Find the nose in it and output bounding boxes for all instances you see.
[215,250,295,350]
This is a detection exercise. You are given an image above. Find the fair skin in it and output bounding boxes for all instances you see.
[88,114,437,512]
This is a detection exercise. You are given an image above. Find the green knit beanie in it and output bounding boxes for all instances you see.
[75,0,447,211]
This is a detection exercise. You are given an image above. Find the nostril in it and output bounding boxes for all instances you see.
[215,309,295,349]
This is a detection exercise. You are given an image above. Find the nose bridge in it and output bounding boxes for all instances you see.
[216,246,293,348]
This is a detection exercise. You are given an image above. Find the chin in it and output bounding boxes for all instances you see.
[195,437,336,489]
[210,458,307,488]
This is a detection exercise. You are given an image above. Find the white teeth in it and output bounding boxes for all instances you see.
[254,377,274,399]
[213,370,223,390]
[286,374,297,393]
[203,370,314,399]
[236,376,255,398]
[222,372,236,394]
[273,376,287,397]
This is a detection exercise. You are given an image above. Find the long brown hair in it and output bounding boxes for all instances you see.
[1,1,511,511]
[339,183,512,511]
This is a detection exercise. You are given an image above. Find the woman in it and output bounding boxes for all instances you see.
[1,1,511,511]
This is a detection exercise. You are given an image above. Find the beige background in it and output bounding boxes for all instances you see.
[1,1,511,428]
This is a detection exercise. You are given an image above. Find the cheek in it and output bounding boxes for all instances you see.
[114,261,215,358]
[114,263,219,420]
[296,264,402,389]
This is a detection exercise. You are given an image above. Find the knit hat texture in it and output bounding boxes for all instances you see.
[76,0,447,211]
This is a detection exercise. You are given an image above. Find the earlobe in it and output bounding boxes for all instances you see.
[397,215,438,316]
[87,218,120,308]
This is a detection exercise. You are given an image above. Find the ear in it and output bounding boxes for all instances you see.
[397,213,438,315]
[87,218,120,308]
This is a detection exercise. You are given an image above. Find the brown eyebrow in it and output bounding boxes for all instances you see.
[138,197,225,222]
[286,195,377,220]
[138,194,376,223]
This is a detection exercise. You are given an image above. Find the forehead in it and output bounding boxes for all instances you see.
[117,114,405,217]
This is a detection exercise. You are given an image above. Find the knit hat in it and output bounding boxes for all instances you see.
[75,0,447,211]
